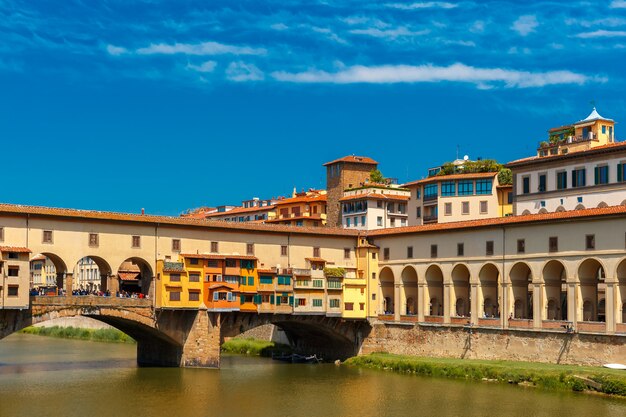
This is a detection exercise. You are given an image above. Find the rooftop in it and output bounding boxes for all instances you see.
[323,155,378,166]
[403,171,497,187]
[575,107,613,125]
[507,140,626,167]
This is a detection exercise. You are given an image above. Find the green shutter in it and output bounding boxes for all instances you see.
[240,295,245,304]
[289,296,294,306]
[594,167,599,185]
[618,164,623,182]
[270,294,275,304]
[276,295,281,305]
[248,276,254,286]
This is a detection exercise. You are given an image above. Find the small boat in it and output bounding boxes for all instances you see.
[603,363,626,370]
[272,353,321,364]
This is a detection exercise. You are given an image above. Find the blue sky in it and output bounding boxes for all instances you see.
[1,0,626,215]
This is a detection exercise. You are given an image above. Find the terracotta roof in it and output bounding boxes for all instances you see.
[403,172,497,187]
[323,155,378,166]
[507,141,626,167]
[266,215,325,223]
[339,193,409,202]
[118,271,140,281]
[273,194,327,205]
[225,255,258,260]
[0,246,32,253]
[209,283,237,290]
[0,203,358,237]
[204,205,274,218]
[369,204,626,236]
[305,257,326,263]
[181,254,225,260]
[30,254,47,261]
[257,268,276,274]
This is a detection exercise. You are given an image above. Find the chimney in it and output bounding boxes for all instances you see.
[141,208,145,215]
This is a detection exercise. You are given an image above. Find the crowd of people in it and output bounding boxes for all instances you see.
[29,287,149,299]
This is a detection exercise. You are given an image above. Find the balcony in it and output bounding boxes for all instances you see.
[292,268,311,276]
[423,215,438,224]
[294,280,311,289]
[423,194,438,203]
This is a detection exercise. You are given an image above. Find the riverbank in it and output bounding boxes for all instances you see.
[221,337,292,357]
[19,326,135,344]
[345,353,626,397]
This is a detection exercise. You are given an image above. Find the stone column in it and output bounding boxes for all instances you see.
[605,282,616,334]
[100,274,108,292]
[533,283,543,330]
[65,273,73,297]
[56,273,64,292]
[443,283,451,324]
[500,282,509,329]
[417,283,426,322]
[470,283,479,325]
[108,275,120,295]
[394,283,401,322]
[181,310,221,368]
[567,282,578,329]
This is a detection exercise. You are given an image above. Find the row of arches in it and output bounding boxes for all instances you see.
[29,252,154,296]
[379,257,626,327]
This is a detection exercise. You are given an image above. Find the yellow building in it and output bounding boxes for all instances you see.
[237,256,259,312]
[156,259,198,309]
[266,189,327,227]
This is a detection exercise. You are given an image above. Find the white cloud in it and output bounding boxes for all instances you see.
[226,61,264,81]
[565,17,626,28]
[443,40,476,47]
[610,1,626,8]
[470,20,485,33]
[385,2,458,10]
[186,61,217,73]
[350,26,430,39]
[511,15,538,36]
[106,44,128,56]
[135,41,266,56]
[575,30,626,38]
[271,63,604,88]
[270,23,289,31]
[304,25,348,44]
[342,16,389,28]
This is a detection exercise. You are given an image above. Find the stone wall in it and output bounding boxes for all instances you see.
[33,316,113,330]
[236,323,290,344]
[326,162,375,227]
[361,322,626,366]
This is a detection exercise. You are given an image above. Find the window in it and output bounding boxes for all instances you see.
[211,241,219,253]
[383,248,389,260]
[170,274,181,282]
[43,230,53,244]
[344,248,351,259]
[572,168,586,188]
[377,201,383,208]
[247,276,254,286]
[313,279,323,288]
[444,202,452,216]
[390,218,395,227]
[462,201,470,215]
[354,217,359,227]
[457,243,464,257]
[507,192,513,204]
[132,235,141,248]
[8,267,19,277]
[372,253,376,260]
[189,291,200,301]
[416,188,421,199]
[8,252,18,259]
[342,301,352,310]
[260,276,273,285]
[346,218,351,227]
[595,165,609,185]
[458,180,473,196]
[8,285,18,297]
[361,216,366,226]
[549,236,558,252]
[246,243,254,255]
[297,298,306,306]
[328,280,341,289]
[416,207,421,218]
[517,239,525,254]
[486,241,494,256]
[313,247,320,258]
[441,181,455,196]
[522,176,530,194]
[538,174,547,192]
[225,259,236,268]
[189,273,200,283]
[281,245,288,256]
[618,161,626,182]
[377,216,383,226]
[89,233,99,247]
[430,244,438,258]
[169,291,181,301]
[312,299,323,307]
[424,183,438,200]
[476,179,492,195]
[407,246,413,259]
[556,171,567,190]
[189,258,199,265]
[0,227,3,242]
[586,234,595,250]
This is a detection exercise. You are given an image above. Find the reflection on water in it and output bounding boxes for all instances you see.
[0,333,625,417]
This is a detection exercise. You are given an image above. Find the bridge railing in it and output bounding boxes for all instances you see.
[31,295,153,308]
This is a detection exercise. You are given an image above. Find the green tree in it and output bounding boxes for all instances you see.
[498,168,512,185]
[369,169,385,183]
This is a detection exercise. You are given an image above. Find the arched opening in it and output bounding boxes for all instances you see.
[451,264,470,317]
[117,258,154,298]
[510,262,532,319]
[597,201,608,208]
[618,259,626,324]
[538,208,548,214]
[555,206,566,213]
[479,263,499,318]
[379,267,395,316]
[574,204,585,210]
[543,260,567,320]
[425,265,443,316]
[401,266,417,316]
[521,210,531,215]
[72,256,112,294]
[578,258,605,322]
[29,253,68,295]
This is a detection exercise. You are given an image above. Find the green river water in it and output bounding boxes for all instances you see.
[0,333,625,417]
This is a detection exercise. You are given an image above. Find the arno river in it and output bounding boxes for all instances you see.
[0,334,625,417]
